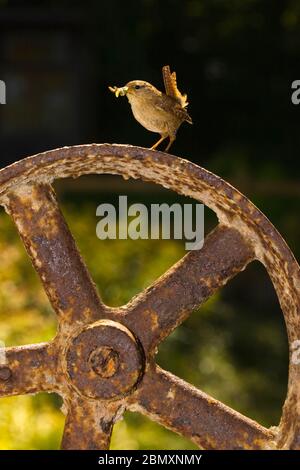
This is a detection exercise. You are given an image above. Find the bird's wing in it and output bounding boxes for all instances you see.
[162,65,189,109]
[153,93,193,125]
[174,104,193,124]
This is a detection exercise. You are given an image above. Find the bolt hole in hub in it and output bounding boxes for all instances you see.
[88,346,119,378]
[66,320,144,400]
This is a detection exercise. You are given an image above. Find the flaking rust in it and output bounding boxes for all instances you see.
[0,144,299,449]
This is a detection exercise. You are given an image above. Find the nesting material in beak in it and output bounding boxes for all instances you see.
[108,86,128,97]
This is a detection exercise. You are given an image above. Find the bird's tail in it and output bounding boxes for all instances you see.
[162,65,189,109]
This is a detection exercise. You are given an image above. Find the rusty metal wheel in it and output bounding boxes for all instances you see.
[0,144,299,450]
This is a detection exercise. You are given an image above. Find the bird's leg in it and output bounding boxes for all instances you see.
[151,135,167,150]
[165,135,176,152]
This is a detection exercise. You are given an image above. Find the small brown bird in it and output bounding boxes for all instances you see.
[109,65,192,152]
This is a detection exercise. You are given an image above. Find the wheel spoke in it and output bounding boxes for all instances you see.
[0,342,59,397]
[128,364,276,450]
[123,225,254,355]
[6,183,108,325]
[61,395,121,450]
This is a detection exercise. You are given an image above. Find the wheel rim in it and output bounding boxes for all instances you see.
[0,143,299,449]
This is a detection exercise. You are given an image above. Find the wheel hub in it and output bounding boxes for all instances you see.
[66,319,144,400]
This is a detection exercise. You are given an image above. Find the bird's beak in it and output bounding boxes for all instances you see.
[108,86,129,97]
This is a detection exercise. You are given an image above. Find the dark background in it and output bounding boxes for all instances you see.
[0,0,299,272]
[0,0,299,177]
[0,0,299,449]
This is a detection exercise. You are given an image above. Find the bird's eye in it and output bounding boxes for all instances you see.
[134,85,141,90]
